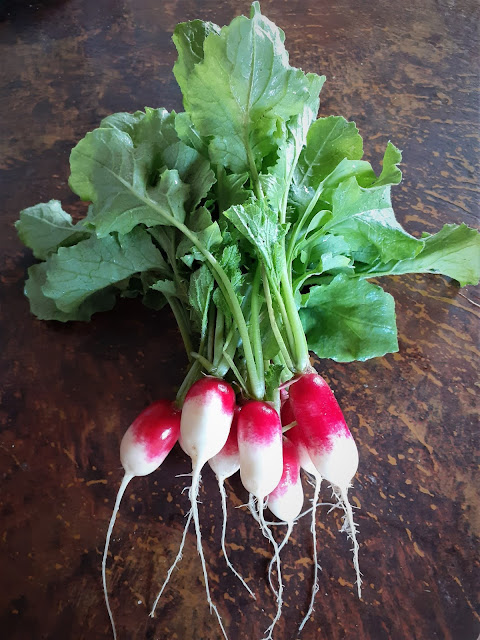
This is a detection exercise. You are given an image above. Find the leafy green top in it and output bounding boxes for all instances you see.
[15,2,480,403]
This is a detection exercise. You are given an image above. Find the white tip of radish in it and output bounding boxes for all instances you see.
[267,479,304,523]
[310,434,359,490]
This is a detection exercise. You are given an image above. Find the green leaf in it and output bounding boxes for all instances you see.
[325,177,423,262]
[150,279,178,297]
[25,263,116,322]
[365,223,480,286]
[294,116,364,192]
[261,92,324,211]
[293,233,353,291]
[264,363,286,400]
[300,274,398,361]
[176,206,223,264]
[162,141,215,210]
[188,264,215,336]
[102,108,215,210]
[224,200,286,274]
[212,243,245,318]
[216,167,251,212]
[176,4,324,173]
[15,200,90,260]
[174,112,209,156]
[42,228,167,312]
[173,20,221,110]
[69,126,190,236]
[373,142,402,187]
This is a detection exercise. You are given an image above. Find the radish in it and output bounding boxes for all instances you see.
[102,400,181,640]
[237,401,283,501]
[237,401,284,639]
[156,377,236,638]
[288,372,362,598]
[208,408,256,598]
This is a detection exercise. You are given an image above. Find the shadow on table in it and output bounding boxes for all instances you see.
[0,0,70,23]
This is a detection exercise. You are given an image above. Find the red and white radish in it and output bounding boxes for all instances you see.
[237,401,284,638]
[237,401,283,501]
[289,372,362,598]
[103,400,181,640]
[172,377,236,638]
[208,408,256,598]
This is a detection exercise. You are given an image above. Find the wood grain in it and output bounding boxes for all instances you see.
[0,1,479,639]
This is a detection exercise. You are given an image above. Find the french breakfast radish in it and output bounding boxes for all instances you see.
[208,409,256,598]
[289,372,362,598]
[103,400,180,640]
[168,377,236,638]
[237,401,284,638]
[237,401,283,501]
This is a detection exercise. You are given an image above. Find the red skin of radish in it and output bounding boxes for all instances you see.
[280,396,295,427]
[120,400,181,476]
[237,401,283,499]
[281,397,319,478]
[288,373,358,488]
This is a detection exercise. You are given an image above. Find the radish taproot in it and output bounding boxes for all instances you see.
[208,408,256,598]
[264,436,304,637]
[282,402,323,631]
[289,373,362,598]
[102,400,181,640]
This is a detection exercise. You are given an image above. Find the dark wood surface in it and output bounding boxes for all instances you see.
[1,1,479,639]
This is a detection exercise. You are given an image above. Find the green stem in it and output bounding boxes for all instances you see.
[286,178,326,268]
[207,305,216,365]
[176,358,202,407]
[191,352,215,372]
[280,265,310,372]
[262,268,294,371]
[215,324,238,379]
[267,273,296,354]
[212,308,225,370]
[249,266,265,386]
[221,352,248,395]
[166,295,193,362]
[126,191,263,399]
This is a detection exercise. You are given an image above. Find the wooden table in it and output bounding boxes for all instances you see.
[1,1,479,638]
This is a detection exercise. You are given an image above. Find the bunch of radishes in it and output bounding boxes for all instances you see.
[103,372,361,639]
